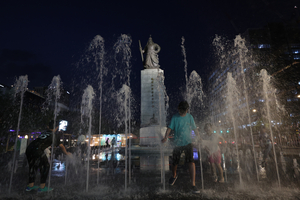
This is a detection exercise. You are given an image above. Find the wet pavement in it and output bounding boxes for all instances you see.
[0,149,300,200]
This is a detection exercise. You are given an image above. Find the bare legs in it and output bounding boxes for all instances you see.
[172,165,178,178]
[188,162,196,186]
[211,163,224,181]
[28,182,46,188]
[172,163,196,186]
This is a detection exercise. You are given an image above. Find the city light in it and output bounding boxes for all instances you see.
[253,109,257,112]
[25,135,28,139]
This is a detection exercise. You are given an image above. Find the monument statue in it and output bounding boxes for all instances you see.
[139,36,161,69]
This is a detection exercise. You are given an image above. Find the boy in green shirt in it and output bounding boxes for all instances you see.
[162,101,200,194]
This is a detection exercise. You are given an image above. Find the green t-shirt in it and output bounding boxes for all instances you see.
[168,113,197,146]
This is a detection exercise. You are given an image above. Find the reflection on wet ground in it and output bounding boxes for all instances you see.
[1,148,300,200]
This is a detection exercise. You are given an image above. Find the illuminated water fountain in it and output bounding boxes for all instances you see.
[9,75,28,194]
[3,33,300,200]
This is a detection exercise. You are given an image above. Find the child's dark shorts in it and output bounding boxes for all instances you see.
[172,143,194,165]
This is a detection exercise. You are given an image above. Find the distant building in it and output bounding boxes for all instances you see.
[208,22,300,137]
[33,86,70,112]
[0,83,11,95]
[0,83,70,134]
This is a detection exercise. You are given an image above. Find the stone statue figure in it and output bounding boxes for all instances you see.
[139,36,161,69]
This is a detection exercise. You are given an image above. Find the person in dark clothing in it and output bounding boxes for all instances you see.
[25,120,72,192]
[105,138,110,148]
[111,137,116,147]
[111,137,116,150]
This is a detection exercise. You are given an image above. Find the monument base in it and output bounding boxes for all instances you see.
[140,155,169,171]
[139,125,167,146]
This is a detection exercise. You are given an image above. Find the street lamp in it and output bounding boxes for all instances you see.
[297,94,300,98]
[252,109,257,113]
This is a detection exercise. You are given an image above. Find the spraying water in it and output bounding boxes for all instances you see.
[156,70,169,190]
[81,85,95,192]
[234,35,259,182]
[226,72,242,184]
[185,70,205,189]
[260,69,281,188]
[211,34,232,123]
[181,38,205,189]
[9,75,28,194]
[47,75,62,191]
[186,71,204,114]
[87,35,106,184]
[114,34,132,87]
[114,34,132,188]
[181,38,205,110]
[181,36,189,97]
[117,84,131,190]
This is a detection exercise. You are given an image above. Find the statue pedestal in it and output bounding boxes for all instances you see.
[130,145,172,172]
[140,154,169,171]
[139,125,167,146]
[140,68,167,146]
[140,69,166,127]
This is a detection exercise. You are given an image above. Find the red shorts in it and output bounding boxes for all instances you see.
[208,150,221,164]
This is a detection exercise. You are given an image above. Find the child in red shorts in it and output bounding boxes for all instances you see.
[203,123,225,183]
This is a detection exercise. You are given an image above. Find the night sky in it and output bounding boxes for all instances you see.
[0,0,299,116]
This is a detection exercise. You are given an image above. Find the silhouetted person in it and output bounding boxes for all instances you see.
[105,138,110,148]
[25,120,72,192]
[111,137,116,149]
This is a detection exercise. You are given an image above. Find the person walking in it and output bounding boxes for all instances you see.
[161,100,201,194]
[111,137,116,150]
[105,138,110,148]
[25,120,72,192]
